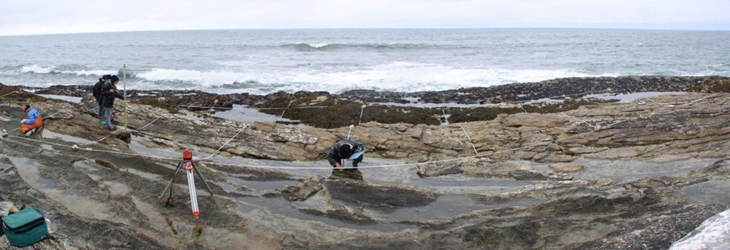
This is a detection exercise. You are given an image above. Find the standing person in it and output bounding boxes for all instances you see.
[101,75,124,131]
[93,75,111,125]
[19,104,42,136]
[326,139,365,169]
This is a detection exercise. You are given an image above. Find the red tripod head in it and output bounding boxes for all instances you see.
[183,149,192,160]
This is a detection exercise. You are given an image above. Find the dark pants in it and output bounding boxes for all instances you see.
[97,100,104,118]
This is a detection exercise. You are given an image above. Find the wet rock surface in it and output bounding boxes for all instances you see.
[1,80,730,249]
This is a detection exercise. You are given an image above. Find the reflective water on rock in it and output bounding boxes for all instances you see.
[212,105,307,126]
[38,94,82,104]
[43,129,96,145]
[575,158,720,183]
[9,157,122,223]
[119,128,730,248]
[677,180,730,205]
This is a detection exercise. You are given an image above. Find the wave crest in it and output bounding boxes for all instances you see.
[21,65,55,74]
[18,65,116,76]
[279,43,458,51]
[133,62,610,94]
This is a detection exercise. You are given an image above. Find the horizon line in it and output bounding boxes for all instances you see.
[2,26,729,37]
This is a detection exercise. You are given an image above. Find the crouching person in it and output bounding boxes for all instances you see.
[326,139,365,169]
[20,104,42,136]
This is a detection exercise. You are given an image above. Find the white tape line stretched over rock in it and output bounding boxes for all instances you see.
[2,93,724,170]
[457,123,479,156]
[560,112,596,128]
[200,143,550,170]
[277,101,293,122]
[202,101,293,160]
[0,91,18,99]
[2,135,180,162]
[97,117,161,143]
[0,132,549,170]
[358,105,366,125]
[202,126,247,160]
[6,107,98,135]
[678,93,720,107]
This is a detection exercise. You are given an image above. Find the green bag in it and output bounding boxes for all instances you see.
[1,206,49,247]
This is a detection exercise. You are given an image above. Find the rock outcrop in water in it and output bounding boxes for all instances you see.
[1,80,730,249]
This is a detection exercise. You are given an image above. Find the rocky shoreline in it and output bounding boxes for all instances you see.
[19,75,730,129]
[1,76,730,249]
[27,75,730,104]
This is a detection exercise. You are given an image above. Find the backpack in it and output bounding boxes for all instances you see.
[1,206,49,247]
[93,81,103,99]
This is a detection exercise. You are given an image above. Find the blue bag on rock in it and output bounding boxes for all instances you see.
[1,206,49,247]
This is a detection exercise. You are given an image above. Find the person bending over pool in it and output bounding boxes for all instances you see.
[326,139,365,169]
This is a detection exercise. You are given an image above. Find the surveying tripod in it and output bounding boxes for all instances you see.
[159,149,214,220]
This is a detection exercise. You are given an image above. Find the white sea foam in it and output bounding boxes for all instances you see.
[59,69,117,76]
[308,43,330,48]
[670,209,730,250]
[135,62,612,94]
[21,65,55,74]
[137,68,251,87]
[18,65,115,76]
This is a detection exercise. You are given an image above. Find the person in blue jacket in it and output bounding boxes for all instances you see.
[20,104,42,136]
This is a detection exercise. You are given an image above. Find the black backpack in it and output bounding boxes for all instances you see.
[92,81,103,98]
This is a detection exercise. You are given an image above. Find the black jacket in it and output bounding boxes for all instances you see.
[92,80,105,101]
[101,82,124,108]
[326,139,364,167]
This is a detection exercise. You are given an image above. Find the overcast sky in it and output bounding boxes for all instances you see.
[1,0,729,36]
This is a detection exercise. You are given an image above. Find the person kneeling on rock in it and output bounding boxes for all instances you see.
[326,139,365,169]
[20,104,42,136]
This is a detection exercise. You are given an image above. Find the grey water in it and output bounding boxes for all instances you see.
[0,29,728,95]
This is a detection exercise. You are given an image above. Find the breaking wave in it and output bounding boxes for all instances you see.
[279,43,461,51]
[134,62,611,94]
[21,65,55,74]
[18,65,116,76]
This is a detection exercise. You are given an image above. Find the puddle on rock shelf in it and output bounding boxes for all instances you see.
[574,158,720,183]
[676,180,730,205]
[43,129,96,145]
[38,94,82,103]
[212,105,309,127]
[0,162,12,170]
[9,157,124,223]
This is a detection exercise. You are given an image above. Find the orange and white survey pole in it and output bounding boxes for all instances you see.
[185,152,200,219]
[159,149,215,220]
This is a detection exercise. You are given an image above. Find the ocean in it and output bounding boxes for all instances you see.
[0,29,728,94]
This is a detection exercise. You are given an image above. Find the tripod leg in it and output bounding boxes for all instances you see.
[165,183,174,208]
[192,162,215,196]
[159,162,183,201]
